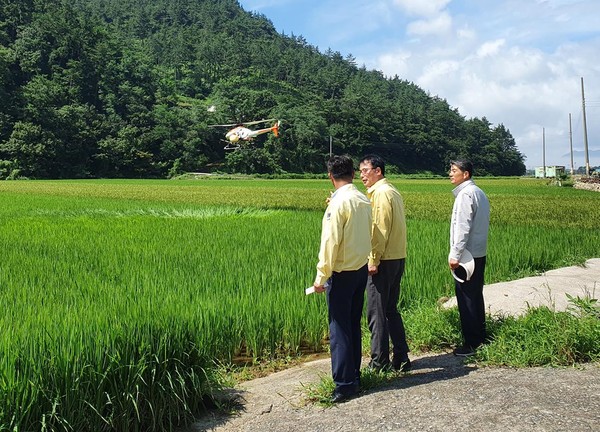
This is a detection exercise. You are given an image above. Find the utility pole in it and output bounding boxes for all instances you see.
[581,77,590,176]
[542,127,546,178]
[569,113,574,176]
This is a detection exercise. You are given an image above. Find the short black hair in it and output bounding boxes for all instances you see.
[327,155,355,180]
[450,159,474,177]
[360,154,385,176]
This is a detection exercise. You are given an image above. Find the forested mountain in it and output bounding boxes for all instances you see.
[0,0,526,178]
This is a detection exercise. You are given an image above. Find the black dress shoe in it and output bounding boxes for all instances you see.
[453,345,475,357]
[331,391,348,403]
[367,360,392,373]
[331,388,358,403]
[393,359,412,372]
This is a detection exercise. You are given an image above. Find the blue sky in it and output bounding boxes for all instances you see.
[238,0,600,170]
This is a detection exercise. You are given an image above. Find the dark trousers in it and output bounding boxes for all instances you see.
[454,256,487,348]
[367,259,409,368]
[326,264,367,395]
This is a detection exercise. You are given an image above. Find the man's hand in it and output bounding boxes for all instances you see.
[325,191,333,205]
[368,264,378,275]
[313,283,326,293]
[449,258,460,270]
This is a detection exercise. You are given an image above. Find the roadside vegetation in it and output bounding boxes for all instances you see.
[0,178,598,429]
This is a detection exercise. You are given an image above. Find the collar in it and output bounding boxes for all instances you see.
[331,182,355,198]
[367,177,388,195]
[452,179,474,197]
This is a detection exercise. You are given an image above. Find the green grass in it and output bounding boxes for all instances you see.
[478,301,600,367]
[0,178,599,429]
[403,298,600,367]
[302,364,412,407]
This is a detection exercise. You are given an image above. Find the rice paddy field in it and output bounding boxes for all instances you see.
[1,177,599,430]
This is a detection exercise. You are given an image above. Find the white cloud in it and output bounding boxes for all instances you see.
[476,39,506,58]
[457,26,476,41]
[411,37,600,167]
[407,12,452,36]
[393,0,451,17]
[376,49,413,78]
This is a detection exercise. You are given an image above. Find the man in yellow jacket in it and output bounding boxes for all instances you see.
[313,155,372,403]
[359,154,410,372]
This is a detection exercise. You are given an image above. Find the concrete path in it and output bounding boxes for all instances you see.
[443,258,600,316]
[189,355,600,432]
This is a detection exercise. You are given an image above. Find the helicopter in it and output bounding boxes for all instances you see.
[209,119,281,150]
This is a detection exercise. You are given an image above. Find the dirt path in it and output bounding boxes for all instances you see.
[186,260,600,432]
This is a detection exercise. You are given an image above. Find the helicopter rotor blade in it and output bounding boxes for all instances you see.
[208,123,239,128]
[240,118,277,126]
[209,119,278,128]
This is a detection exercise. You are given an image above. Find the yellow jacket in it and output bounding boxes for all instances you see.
[367,178,407,266]
[314,183,372,286]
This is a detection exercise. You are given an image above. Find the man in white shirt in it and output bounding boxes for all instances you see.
[448,160,490,357]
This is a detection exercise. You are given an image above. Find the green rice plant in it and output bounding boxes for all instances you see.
[1,178,599,428]
[0,193,326,429]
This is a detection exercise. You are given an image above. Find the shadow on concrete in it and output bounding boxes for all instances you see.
[361,352,476,396]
